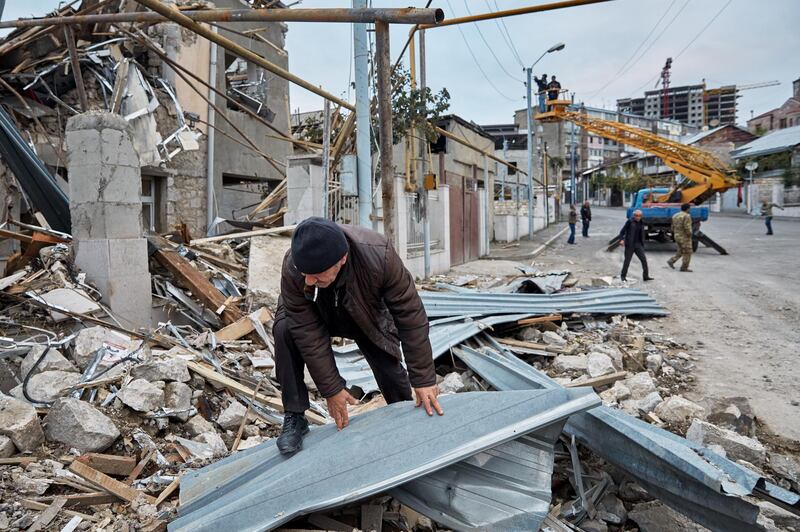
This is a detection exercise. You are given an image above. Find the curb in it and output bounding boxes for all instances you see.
[530,225,570,259]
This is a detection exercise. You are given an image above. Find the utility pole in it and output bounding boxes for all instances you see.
[500,138,508,202]
[353,0,372,228]
[484,154,490,256]
[322,99,331,218]
[419,29,431,278]
[375,21,395,246]
[543,141,549,227]
[570,120,576,206]
[525,67,535,240]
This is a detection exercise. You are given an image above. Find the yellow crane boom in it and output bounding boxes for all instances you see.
[540,99,740,205]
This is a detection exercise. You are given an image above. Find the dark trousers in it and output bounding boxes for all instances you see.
[273,317,412,413]
[765,216,773,235]
[621,246,648,280]
[582,220,590,237]
[568,223,576,244]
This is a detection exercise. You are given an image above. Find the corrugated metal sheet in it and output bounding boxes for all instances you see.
[452,344,799,531]
[731,124,800,159]
[171,388,599,532]
[420,288,668,317]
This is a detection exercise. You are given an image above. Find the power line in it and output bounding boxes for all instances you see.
[485,0,524,68]
[444,0,522,102]
[462,0,524,83]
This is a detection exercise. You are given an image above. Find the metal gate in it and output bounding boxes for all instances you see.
[446,171,480,266]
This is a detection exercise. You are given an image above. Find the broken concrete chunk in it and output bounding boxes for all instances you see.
[586,352,616,378]
[706,397,756,437]
[438,372,466,395]
[11,470,50,495]
[72,325,135,370]
[117,379,164,412]
[580,519,608,532]
[185,415,215,437]
[553,354,588,373]
[195,431,227,458]
[43,398,120,452]
[542,330,567,347]
[216,401,247,431]
[20,346,77,379]
[175,437,215,461]
[518,327,542,342]
[757,500,800,532]
[624,372,657,400]
[591,276,614,287]
[686,419,766,466]
[597,493,627,525]
[0,435,15,458]
[770,453,800,490]
[589,344,623,370]
[164,382,192,421]
[0,394,44,452]
[629,500,710,532]
[131,355,190,383]
[237,436,266,451]
[654,395,706,424]
[11,370,81,404]
[645,353,663,373]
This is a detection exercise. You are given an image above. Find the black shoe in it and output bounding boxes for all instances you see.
[667,260,675,270]
[643,276,654,281]
[620,276,626,282]
[277,412,309,455]
[679,268,693,273]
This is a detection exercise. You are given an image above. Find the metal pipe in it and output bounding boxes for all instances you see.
[420,29,431,279]
[0,8,445,29]
[322,99,331,218]
[484,154,490,256]
[353,0,372,229]
[206,29,218,232]
[133,0,355,111]
[375,21,395,246]
[419,0,610,29]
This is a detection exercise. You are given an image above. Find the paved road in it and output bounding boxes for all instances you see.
[503,207,800,443]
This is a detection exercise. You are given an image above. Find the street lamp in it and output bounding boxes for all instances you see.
[526,42,565,237]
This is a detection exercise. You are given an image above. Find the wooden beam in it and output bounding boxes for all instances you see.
[189,224,296,245]
[63,25,88,111]
[34,492,118,508]
[495,337,570,354]
[153,475,181,506]
[517,314,562,326]
[75,453,137,477]
[68,461,155,504]
[565,371,628,389]
[186,361,325,425]
[361,504,384,532]
[20,500,97,523]
[27,496,66,532]
[0,228,33,243]
[215,307,272,342]
[149,236,243,326]
[125,449,155,485]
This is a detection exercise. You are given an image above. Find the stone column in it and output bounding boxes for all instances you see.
[66,112,152,329]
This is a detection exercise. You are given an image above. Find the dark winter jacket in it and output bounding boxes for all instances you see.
[618,219,646,249]
[580,205,591,222]
[278,225,435,397]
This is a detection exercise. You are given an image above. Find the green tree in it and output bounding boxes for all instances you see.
[380,67,451,146]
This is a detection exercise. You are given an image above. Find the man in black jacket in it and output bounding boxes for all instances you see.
[617,210,654,282]
[580,201,591,237]
[274,217,442,455]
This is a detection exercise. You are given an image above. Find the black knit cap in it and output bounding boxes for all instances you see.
[291,217,349,274]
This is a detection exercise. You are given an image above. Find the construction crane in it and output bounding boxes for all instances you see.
[656,57,672,119]
[537,94,741,253]
[702,80,780,127]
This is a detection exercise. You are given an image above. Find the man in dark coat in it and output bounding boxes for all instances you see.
[617,210,654,282]
[567,204,577,244]
[547,75,562,103]
[580,200,591,237]
[274,217,441,455]
[534,73,548,113]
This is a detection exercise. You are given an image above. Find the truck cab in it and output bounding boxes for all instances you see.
[626,187,709,225]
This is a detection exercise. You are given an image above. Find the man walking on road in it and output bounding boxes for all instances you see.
[668,203,694,272]
[273,217,442,455]
[762,200,784,235]
[567,204,577,244]
[580,200,592,237]
[617,210,653,282]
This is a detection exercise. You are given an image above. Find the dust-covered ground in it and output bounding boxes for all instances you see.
[458,207,800,445]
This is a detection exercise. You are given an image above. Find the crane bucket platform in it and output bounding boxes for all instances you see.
[535,96,741,206]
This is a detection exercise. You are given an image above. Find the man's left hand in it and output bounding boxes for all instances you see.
[414,385,444,416]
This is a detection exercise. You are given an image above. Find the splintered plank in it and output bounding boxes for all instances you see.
[68,461,155,504]
[215,307,272,342]
[20,500,97,523]
[27,496,66,532]
[517,314,562,326]
[565,371,628,389]
[148,235,243,325]
[76,453,137,477]
[154,475,181,506]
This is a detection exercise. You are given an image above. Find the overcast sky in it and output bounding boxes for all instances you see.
[7,0,800,127]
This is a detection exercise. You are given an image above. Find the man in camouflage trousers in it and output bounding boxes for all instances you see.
[668,203,693,272]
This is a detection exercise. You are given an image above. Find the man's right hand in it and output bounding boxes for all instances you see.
[327,389,359,430]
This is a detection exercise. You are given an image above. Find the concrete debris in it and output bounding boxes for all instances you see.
[645,353,663,372]
[43,398,120,452]
[770,453,800,491]
[591,276,614,287]
[165,382,193,421]
[216,401,247,431]
[72,325,135,370]
[686,419,767,466]
[0,395,45,452]
[587,352,616,378]
[624,372,658,400]
[195,432,228,458]
[0,435,16,458]
[131,353,191,383]
[621,391,663,416]
[589,344,624,370]
[185,415,216,437]
[19,346,77,379]
[757,501,800,532]
[654,395,706,424]
[542,330,568,347]
[117,379,165,413]
[237,436,266,451]
[11,370,81,404]
[629,500,711,532]
[597,493,628,525]
[553,354,588,373]
[580,519,609,532]
[438,372,466,395]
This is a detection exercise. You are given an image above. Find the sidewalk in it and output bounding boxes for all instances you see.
[488,221,568,262]
[712,210,800,222]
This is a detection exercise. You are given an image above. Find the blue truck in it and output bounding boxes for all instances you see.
[610,187,728,254]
